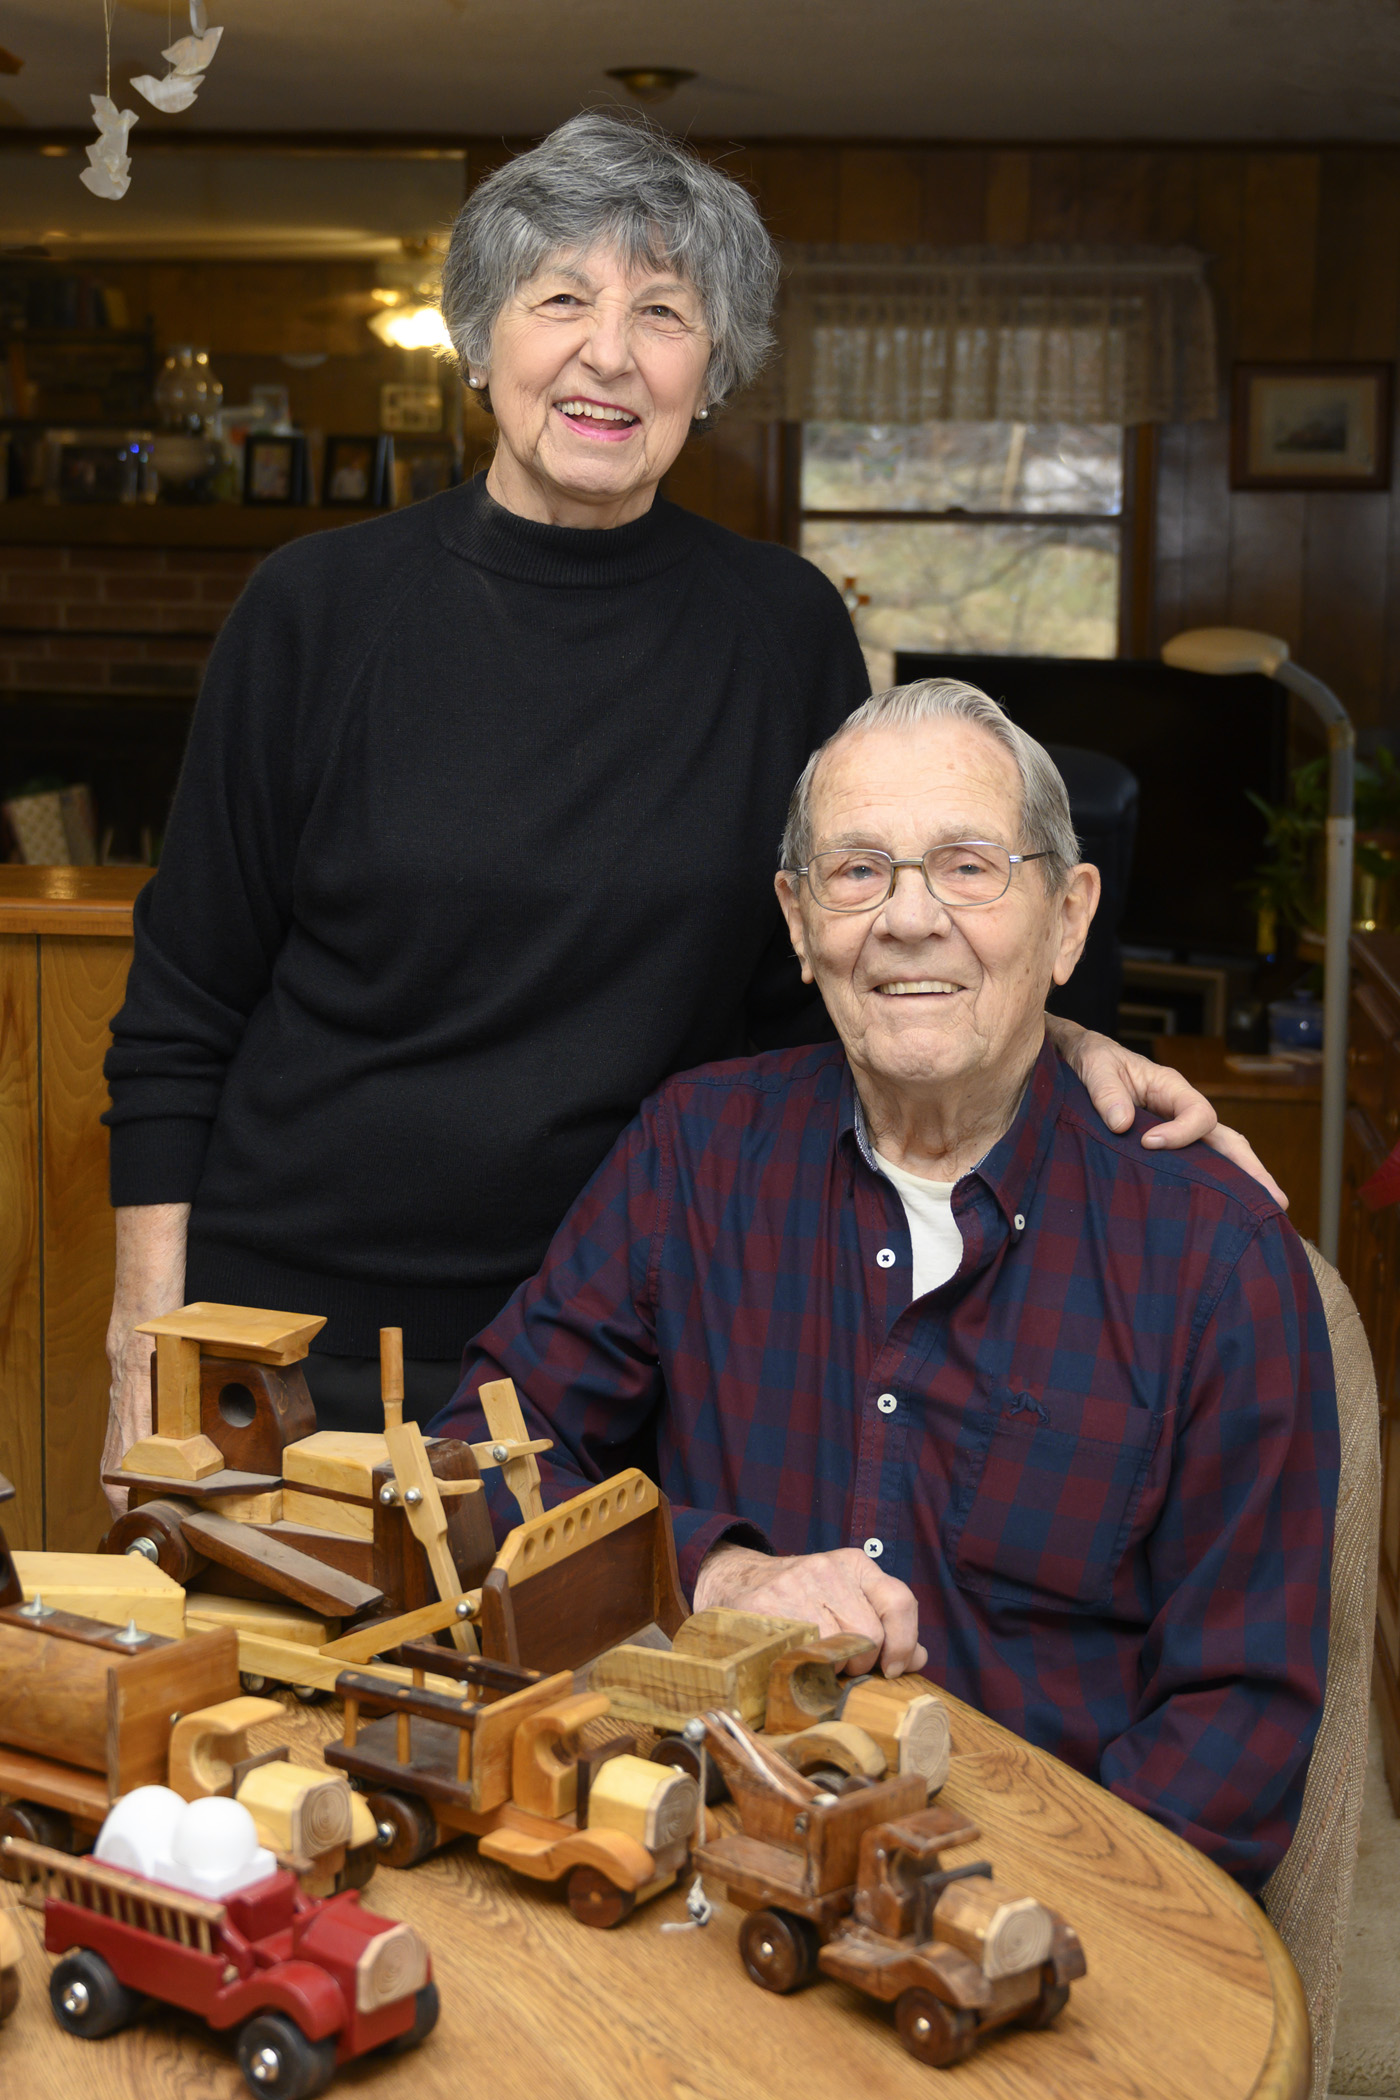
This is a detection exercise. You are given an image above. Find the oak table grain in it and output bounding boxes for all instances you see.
[0,867,153,1550]
[0,1678,1308,2100]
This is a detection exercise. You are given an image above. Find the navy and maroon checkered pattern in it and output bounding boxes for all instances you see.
[432,1037,1338,1890]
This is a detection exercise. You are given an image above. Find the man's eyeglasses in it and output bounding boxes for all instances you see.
[789,840,1048,915]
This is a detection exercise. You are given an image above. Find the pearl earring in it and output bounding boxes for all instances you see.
[697,407,709,420]
[469,373,485,388]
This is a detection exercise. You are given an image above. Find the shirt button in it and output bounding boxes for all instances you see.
[1013,1213,1026,1232]
[876,1393,897,1414]
[876,1248,896,1269]
[863,1537,884,1559]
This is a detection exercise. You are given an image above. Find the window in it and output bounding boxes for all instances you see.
[798,422,1126,674]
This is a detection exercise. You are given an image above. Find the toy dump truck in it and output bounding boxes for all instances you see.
[326,1640,698,1927]
[6,1824,435,2099]
[0,1516,373,1893]
[592,1612,952,1797]
[692,1713,1085,2068]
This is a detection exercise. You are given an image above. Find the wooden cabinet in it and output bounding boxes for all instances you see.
[1338,933,1400,1811]
[0,868,151,1550]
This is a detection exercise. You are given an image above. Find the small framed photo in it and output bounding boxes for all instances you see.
[1232,362,1393,491]
[322,434,392,508]
[390,436,461,509]
[244,432,308,507]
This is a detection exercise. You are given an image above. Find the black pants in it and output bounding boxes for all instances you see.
[299,1353,464,1435]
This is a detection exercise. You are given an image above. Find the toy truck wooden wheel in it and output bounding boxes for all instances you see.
[366,1790,438,1869]
[565,1866,637,1929]
[738,1908,820,1993]
[50,1950,138,2039]
[1019,1978,1071,2030]
[648,1737,728,1805]
[105,1497,205,1583]
[337,1839,379,1892]
[0,1966,19,2025]
[895,1988,978,2068]
[236,2012,338,2100]
[386,1981,440,2053]
[0,1801,74,1877]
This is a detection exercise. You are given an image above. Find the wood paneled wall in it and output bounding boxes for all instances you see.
[635,141,1400,734]
[98,142,1400,729]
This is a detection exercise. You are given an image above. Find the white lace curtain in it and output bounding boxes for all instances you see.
[743,244,1219,425]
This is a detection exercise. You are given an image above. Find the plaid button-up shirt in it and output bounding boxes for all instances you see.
[434,1036,1338,1890]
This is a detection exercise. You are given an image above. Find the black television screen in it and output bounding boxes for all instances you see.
[892,654,1288,956]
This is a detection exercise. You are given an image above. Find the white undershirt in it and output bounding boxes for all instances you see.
[872,1149,964,1298]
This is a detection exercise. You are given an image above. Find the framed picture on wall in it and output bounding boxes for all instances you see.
[1231,362,1393,491]
[390,436,460,508]
[322,434,392,508]
[243,432,309,506]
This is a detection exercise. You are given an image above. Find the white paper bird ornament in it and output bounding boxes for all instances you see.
[131,0,223,114]
[79,93,137,200]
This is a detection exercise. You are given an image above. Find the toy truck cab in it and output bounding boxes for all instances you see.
[5,1836,436,2100]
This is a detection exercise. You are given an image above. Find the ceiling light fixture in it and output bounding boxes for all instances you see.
[368,303,452,353]
[605,67,696,104]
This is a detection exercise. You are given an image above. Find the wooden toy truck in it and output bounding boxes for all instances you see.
[325,1640,698,1927]
[691,1714,1085,2069]
[6,1833,436,2100]
[0,1519,373,1893]
[593,1612,952,1796]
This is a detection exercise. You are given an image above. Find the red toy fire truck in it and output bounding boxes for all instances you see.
[4,1830,437,2098]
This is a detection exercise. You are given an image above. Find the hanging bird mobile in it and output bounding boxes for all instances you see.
[81,0,225,201]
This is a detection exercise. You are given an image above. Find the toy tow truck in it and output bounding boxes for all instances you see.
[691,1713,1085,2069]
[5,1826,436,2099]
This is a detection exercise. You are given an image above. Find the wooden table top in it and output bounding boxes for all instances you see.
[1153,1033,1322,1105]
[0,1680,1307,2100]
[0,866,153,937]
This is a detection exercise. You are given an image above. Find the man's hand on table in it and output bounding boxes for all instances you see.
[693,1541,928,1677]
[1045,1015,1289,1207]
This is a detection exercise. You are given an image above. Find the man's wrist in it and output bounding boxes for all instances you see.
[693,1540,769,1611]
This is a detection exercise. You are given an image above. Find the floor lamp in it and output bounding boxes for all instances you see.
[1161,627,1354,1263]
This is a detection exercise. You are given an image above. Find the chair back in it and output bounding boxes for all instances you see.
[1263,1241,1382,2100]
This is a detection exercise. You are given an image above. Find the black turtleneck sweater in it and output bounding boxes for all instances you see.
[105,477,870,1356]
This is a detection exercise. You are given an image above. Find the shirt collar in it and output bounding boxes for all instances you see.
[839,1033,1064,1227]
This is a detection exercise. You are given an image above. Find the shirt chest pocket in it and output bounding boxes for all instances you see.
[945,1386,1168,1613]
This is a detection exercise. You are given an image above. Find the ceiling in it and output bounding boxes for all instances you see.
[2,0,1397,143]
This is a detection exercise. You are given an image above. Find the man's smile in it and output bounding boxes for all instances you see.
[875,979,963,997]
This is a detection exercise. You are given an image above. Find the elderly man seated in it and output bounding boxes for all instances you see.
[431,677,1338,1890]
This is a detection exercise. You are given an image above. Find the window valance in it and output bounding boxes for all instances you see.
[743,244,1219,426]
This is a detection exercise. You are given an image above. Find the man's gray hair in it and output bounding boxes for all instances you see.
[440,112,778,407]
[781,678,1081,893]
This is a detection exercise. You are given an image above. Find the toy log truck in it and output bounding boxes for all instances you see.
[6,1823,436,2100]
[691,1713,1085,2069]
[326,1639,699,1927]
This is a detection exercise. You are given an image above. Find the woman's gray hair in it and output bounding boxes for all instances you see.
[781,678,1081,893]
[440,111,778,408]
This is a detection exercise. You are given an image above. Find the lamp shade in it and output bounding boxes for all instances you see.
[1162,627,1291,679]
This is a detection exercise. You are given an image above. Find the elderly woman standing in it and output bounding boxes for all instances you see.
[102,113,1247,1466]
